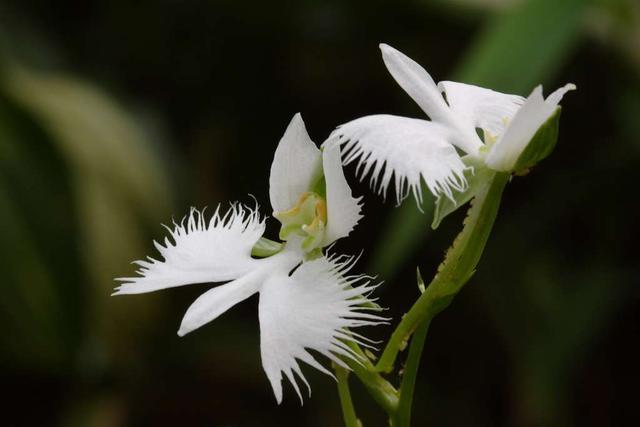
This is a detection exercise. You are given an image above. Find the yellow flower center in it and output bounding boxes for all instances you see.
[273,192,327,253]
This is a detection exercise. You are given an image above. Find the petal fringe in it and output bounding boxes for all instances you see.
[258,252,386,404]
[329,115,469,206]
[113,203,264,294]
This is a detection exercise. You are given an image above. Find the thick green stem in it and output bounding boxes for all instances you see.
[376,172,510,373]
[335,365,361,427]
[346,343,399,416]
[392,318,430,427]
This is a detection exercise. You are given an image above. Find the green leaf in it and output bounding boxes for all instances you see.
[513,108,561,172]
[432,156,496,229]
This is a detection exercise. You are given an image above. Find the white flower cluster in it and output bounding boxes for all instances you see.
[115,44,573,403]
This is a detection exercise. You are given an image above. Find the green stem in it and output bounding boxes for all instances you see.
[346,343,399,416]
[335,365,361,427]
[392,318,430,427]
[376,172,509,373]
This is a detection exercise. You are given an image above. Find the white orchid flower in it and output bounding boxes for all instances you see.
[114,114,384,403]
[328,43,575,205]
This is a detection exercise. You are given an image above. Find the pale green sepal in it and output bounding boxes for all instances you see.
[513,107,561,173]
[432,155,495,229]
[251,237,284,258]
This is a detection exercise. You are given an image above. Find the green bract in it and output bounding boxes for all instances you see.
[432,155,495,229]
[432,108,561,229]
[513,107,561,173]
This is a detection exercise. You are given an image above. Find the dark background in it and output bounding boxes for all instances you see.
[1,0,638,426]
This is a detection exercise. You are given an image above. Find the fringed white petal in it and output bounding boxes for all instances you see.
[438,81,525,137]
[269,113,322,212]
[322,145,363,245]
[177,269,263,336]
[329,114,469,205]
[113,204,264,295]
[485,83,575,171]
[258,253,385,404]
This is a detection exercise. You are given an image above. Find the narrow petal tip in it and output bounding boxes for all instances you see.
[379,43,399,58]
[177,315,198,337]
[545,82,577,106]
[177,325,190,337]
[532,85,544,96]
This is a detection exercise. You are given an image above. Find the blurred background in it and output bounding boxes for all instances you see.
[1,0,638,426]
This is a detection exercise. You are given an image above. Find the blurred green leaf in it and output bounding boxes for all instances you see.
[4,67,171,218]
[481,253,621,426]
[457,0,588,91]
[0,179,67,366]
[0,64,175,371]
[0,92,81,368]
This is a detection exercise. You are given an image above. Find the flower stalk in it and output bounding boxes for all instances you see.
[342,170,509,426]
[391,270,430,427]
[335,364,362,427]
[377,172,509,373]
[392,315,430,427]
[345,342,399,416]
